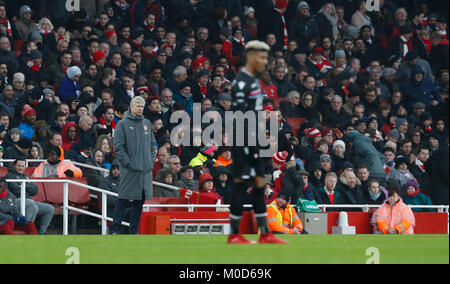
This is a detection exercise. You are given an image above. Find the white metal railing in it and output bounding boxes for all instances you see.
[6,174,449,235]
[5,178,129,235]
[0,159,110,173]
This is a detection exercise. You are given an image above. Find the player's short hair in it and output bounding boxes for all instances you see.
[245,41,270,53]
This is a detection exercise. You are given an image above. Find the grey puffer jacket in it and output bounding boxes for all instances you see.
[0,191,19,226]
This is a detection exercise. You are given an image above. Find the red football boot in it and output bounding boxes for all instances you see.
[258,232,289,244]
[227,234,256,244]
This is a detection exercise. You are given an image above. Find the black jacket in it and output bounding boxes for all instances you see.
[288,14,320,47]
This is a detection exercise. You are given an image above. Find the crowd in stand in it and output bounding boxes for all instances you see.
[0,0,449,234]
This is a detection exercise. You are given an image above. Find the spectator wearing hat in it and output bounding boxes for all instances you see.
[222,26,246,61]
[191,69,212,103]
[307,46,333,79]
[15,5,37,41]
[57,66,82,104]
[213,166,234,205]
[32,145,82,178]
[386,155,417,193]
[266,188,304,234]
[20,49,43,83]
[288,1,320,48]
[214,147,232,168]
[402,179,434,212]
[129,27,145,53]
[175,165,198,192]
[18,104,36,139]
[92,51,107,69]
[3,137,32,163]
[173,80,193,117]
[395,50,433,84]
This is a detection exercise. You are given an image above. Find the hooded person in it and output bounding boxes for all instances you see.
[198,172,222,203]
[83,148,108,188]
[401,64,439,111]
[401,179,434,212]
[57,66,82,103]
[61,122,79,152]
[213,166,234,205]
[281,160,306,205]
[346,131,386,183]
[32,145,82,178]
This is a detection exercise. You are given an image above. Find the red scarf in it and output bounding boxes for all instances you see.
[100,116,116,129]
[0,17,12,37]
[0,189,7,199]
[26,58,41,71]
[198,82,207,96]
[328,192,335,204]
[309,55,332,72]
[406,189,420,197]
[421,37,432,52]
[401,37,413,57]
[342,82,351,97]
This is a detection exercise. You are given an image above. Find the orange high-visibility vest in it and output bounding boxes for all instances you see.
[376,199,415,234]
[267,200,303,234]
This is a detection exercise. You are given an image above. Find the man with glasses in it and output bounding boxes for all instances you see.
[14,5,36,40]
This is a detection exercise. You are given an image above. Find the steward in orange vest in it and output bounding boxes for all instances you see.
[266,192,303,234]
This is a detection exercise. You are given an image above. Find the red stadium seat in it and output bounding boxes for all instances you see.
[272,98,284,108]
[31,182,47,203]
[14,40,25,57]
[166,198,189,212]
[286,118,306,137]
[41,178,90,206]
[0,167,8,177]
[24,167,36,177]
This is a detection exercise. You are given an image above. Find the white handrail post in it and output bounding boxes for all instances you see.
[101,192,107,235]
[63,182,69,235]
[20,181,26,216]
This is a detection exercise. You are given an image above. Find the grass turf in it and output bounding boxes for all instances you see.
[0,234,448,264]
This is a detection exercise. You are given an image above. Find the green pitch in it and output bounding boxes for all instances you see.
[0,235,448,264]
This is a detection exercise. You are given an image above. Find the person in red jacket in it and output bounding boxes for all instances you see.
[198,173,222,203]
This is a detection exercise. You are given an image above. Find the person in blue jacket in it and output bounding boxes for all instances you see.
[56,66,82,104]
[402,179,434,212]
[401,64,439,112]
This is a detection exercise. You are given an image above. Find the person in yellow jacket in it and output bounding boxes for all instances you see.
[266,191,303,234]
[189,145,216,167]
[32,146,82,178]
[375,186,415,234]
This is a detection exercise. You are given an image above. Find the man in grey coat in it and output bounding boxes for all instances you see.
[112,96,157,234]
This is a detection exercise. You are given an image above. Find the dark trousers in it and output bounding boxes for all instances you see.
[112,198,144,234]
